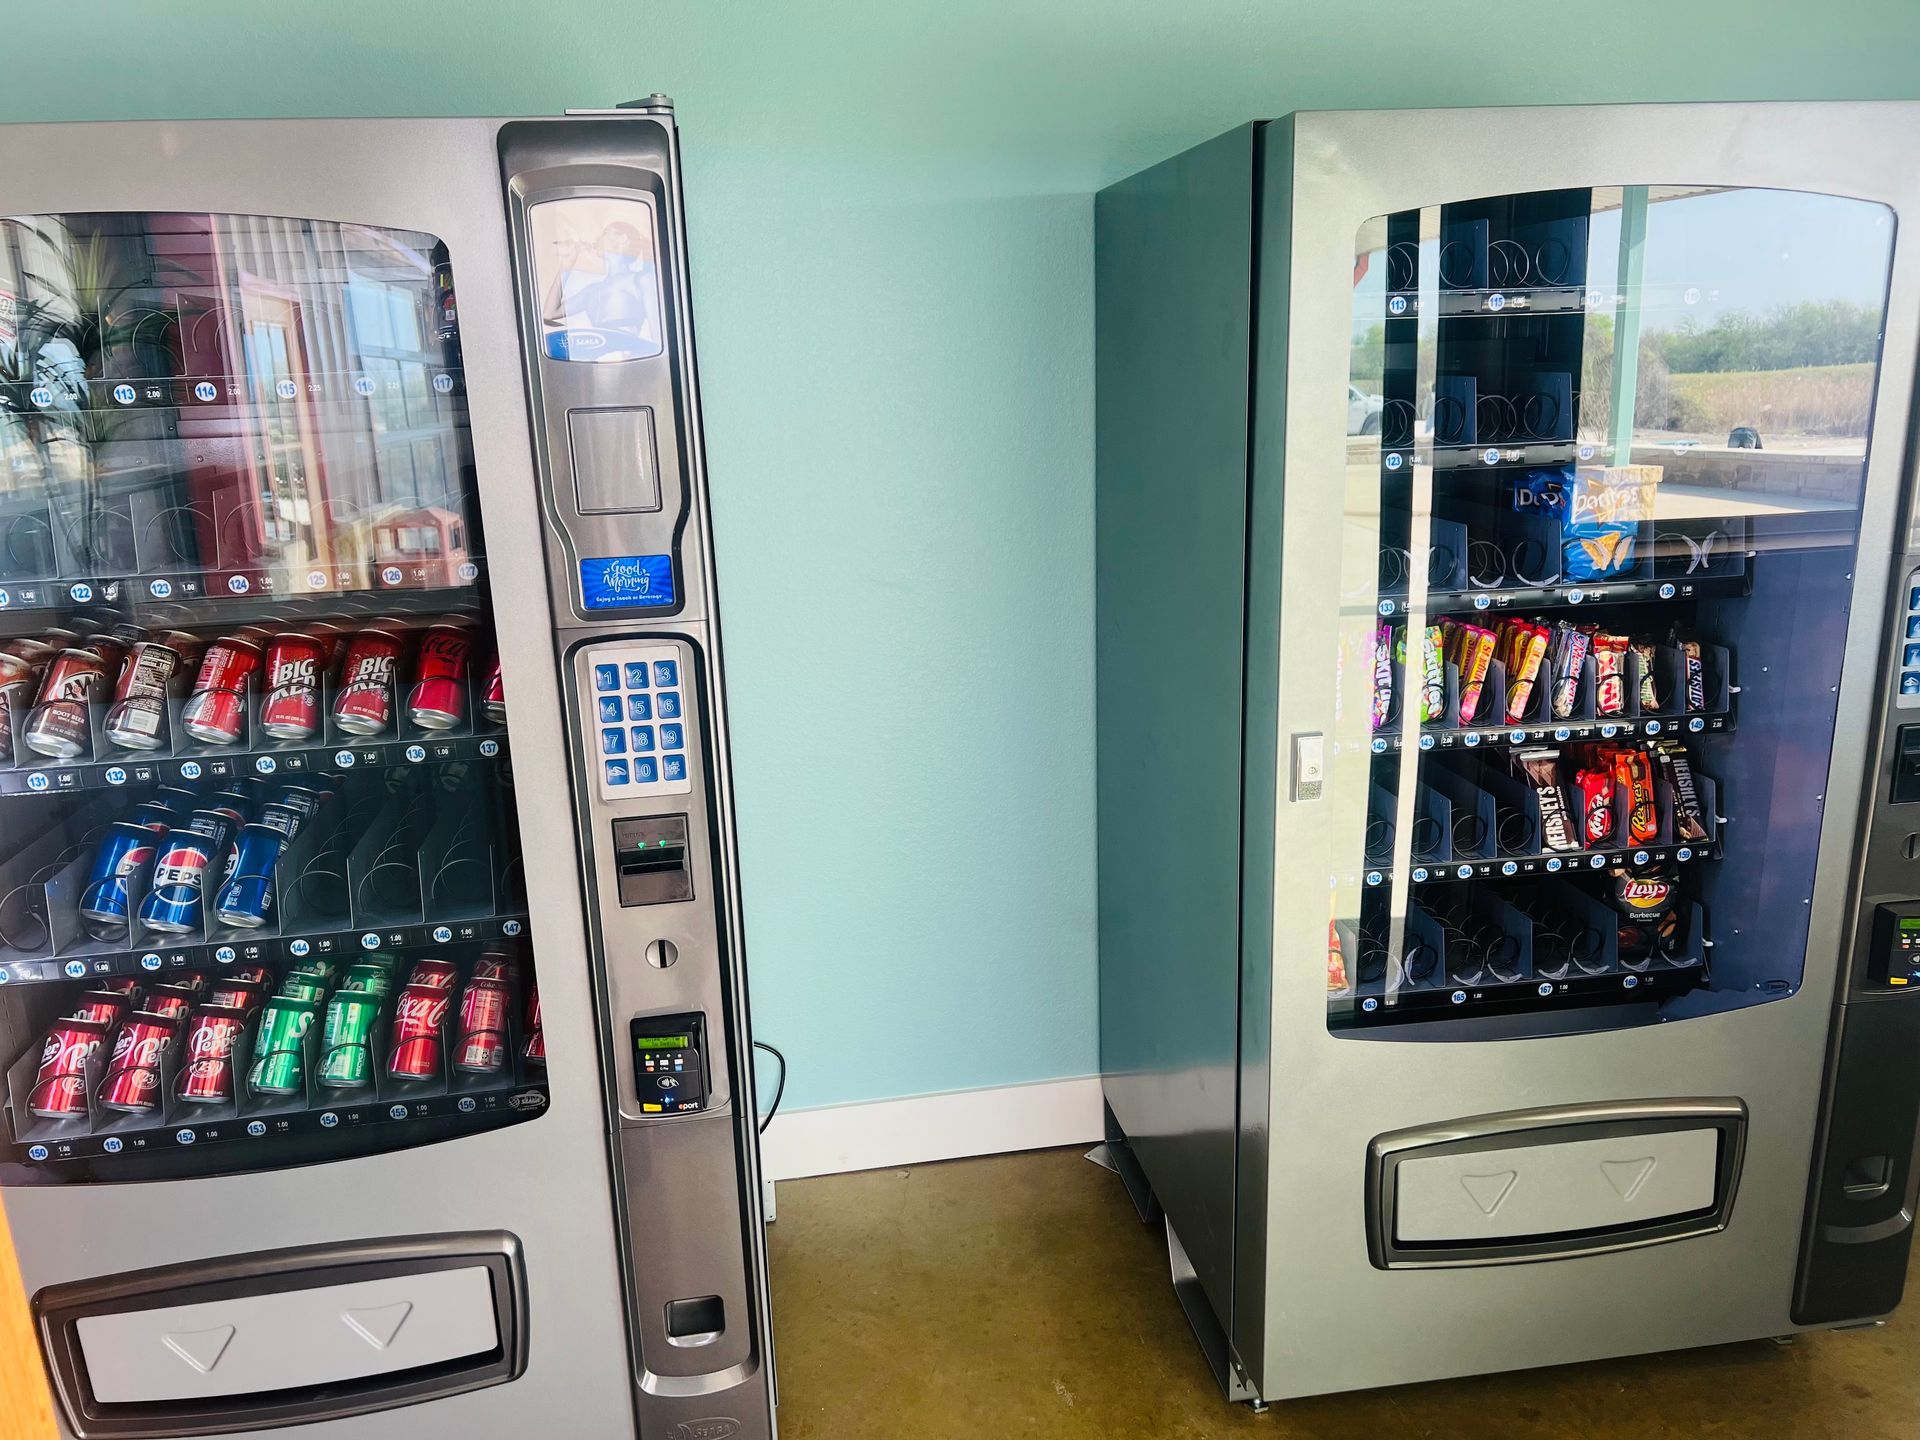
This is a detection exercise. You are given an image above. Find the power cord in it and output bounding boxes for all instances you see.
[753,1041,786,1135]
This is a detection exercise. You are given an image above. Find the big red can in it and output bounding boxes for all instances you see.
[28,1016,112,1119]
[70,990,133,1029]
[23,648,108,759]
[180,636,262,745]
[178,1006,246,1103]
[259,633,329,741]
[332,628,402,736]
[482,653,505,725]
[98,1012,177,1113]
[405,957,460,992]
[387,983,450,1080]
[406,622,471,731]
[453,978,509,1073]
[104,640,182,751]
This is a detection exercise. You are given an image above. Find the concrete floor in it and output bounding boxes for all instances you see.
[767,1148,1920,1439]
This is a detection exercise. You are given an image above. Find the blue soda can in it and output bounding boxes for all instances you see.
[273,783,327,820]
[256,802,305,842]
[152,785,198,813]
[137,832,217,936]
[127,800,178,832]
[214,823,286,929]
[184,808,237,857]
[231,776,270,805]
[80,822,160,939]
[209,789,255,823]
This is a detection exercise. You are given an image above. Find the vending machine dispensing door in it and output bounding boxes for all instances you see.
[0,103,773,1440]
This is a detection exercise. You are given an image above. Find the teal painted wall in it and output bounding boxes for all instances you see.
[7,1,1920,1109]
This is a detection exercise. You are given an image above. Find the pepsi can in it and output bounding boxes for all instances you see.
[273,783,327,821]
[256,802,305,842]
[209,789,254,823]
[79,822,159,940]
[153,785,198,814]
[231,777,270,805]
[137,832,217,936]
[213,823,285,928]
[184,808,237,857]
[127,800,178,832]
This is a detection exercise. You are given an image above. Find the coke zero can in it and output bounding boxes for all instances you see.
[179,635,262,745]
[406,622,471,731]
[332,628,402,736]
[98,1012,177,1113]
[29,1015,111,1119]
[104,640,181,751]
[259,633,328,741]
[23,648,108,759]
[482,653,505,725]
[178,1006,245,1103]
[387,983,450,1079]
[70,989,133,1029]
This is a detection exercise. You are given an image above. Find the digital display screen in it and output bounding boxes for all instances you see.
[1900,918,1920,932]
[634,1035,691,1052]
[529,195,665,364]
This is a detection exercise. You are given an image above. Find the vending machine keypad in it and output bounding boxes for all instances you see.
[588,644,693,800]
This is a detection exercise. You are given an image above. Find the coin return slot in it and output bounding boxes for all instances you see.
[664,1294,725,1347]
[612,814,691,907]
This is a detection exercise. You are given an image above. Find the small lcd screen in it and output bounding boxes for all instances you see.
[1900,918,1920,932]
[634,1035,692,1051]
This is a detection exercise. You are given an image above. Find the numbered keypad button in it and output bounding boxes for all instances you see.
[601,728,626,755]
[595,664,620,692]
[631,726,655,752]
[625,662,649,689]
[633,758,659,784]
[653,661,678,687]
[660,723,684,752]
[605,760,630,786]
[626,694,652,721]
[656,691,682,720]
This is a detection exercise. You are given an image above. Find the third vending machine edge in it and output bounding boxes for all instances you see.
[0,102,774,1439]
[1096,101,1920,1403]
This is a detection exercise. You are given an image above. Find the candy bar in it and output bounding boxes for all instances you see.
[1455,624,1496,726]
[1550,621,1589,720]
[1419,625,1444,725]
[1593,632,1629,716]
[1372,622,1394,730]
[1517,748,1579,852]
[1655,740,1709,843]
[1505,621,1548,723]
[1611,746,1659,844]
[1574,766,1614,848]
[1632,639,1660,712]
[1682,638,1705,711]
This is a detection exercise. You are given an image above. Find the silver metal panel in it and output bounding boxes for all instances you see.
[0,117,637,1438]
[1253,101,1920,1398]
[1394,1128,1717,1243]
[76,1266,496,1404]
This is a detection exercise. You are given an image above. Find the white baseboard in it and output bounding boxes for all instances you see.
[758,1074,1104,1182]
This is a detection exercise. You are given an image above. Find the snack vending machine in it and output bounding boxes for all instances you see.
[0,104,775,1438]
[1096,102,1920,1400]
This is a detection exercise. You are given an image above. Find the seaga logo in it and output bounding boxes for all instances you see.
[674,1421,742,1440]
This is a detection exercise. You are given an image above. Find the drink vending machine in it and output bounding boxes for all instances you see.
[0,103,776,1437]
[1096,102,1920,1401]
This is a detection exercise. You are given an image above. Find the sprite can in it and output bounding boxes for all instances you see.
[278,970,329,1005]
[247,995,319,1095]
[341,962,393,998]
[317,991,382,1089]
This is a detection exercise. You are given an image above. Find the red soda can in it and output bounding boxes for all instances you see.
[84,634,129,674]
[99,1012,177,1113]
[206,978,266,1013]
[96,976,144,999]
[71,989,134,1029]
[523,982,543,1064]
[332,628,403,736]
[178,1006,246,1102]
[3,635,57,666]
[141,984,197,1022]
[388,983,450,1079]
[180,636,262,745]
[104,640,182,752]
[0,650,34,764]
[23,648,108,760]
[406,623,471,731]
[482,653,505,725]
[229,964,273,986]
[171,971,210,995]
[405,958,460,991]
[259,633,329,741]
[29,1015,112,1119]
[471,945,518,985]
[454,978,509,1073]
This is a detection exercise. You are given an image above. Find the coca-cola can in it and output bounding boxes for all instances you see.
[471,945,519,985]
[332,628,403,736]
[406,623,471,731]
[387,983,450,1080]
[524,980,545,1066]
[29,1015,112,1119]
[453,978,509,1073]
[0,650,34,764]
[104,640,182,751]
[405,957,460,991]
[180,636,262,745]
[23,648,108,760]
[99,1012,178,1113]
[482,653,505,725]
[141,984,197,1022]
[70,989,134,1029]
[259,633,329,741]
[178,1006,246,1103]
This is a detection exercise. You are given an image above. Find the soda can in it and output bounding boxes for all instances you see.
[153,784,200,814]
[207,792,252,828]
[137,832,217,936]
[471,943,519,985]
[278,970,329,1004]
[98,1012,178,1113]
[317,990,382,1088]
[341,962,393,999]
[23,648,108,760]
[247,994,319,1095]
[108,621,148,645]
[231,776,270,804]
[83,633,129,674]
[0,650,35,764]
[96,976,143,998]
[293,955,338,983]
[206,977,266,1013]
[179,636,262,745]
[229,964,273,986]
[332,628,403,736]
[387,982,449,1079]
[405,957,459,992]
[453,978,509,1073]
[29,1015,112,1119]
[104,640,182,751]
[70,989,134,1029]
[273,782,328,820]
[3,635,57,666]
[178,1005,246,1103]
[184,807,238,857]
[141,984,197,1022]
[213,823,285,928]
[524,983,544,1066]
[255,803,304,842]
[127,800,177,832]
[171,971,210,994]
[259,633,329,741]
[406,622,471,731]
[482,653,506,726]
[79,822,159,939]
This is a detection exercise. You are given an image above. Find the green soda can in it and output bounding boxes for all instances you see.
[278,971,328,1005]
[341,963,392,999]
[317,991,382,1089]
[248,996,319,1095]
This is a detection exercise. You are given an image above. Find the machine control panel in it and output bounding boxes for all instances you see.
[630,1015,708,1113]
[587,642,695,800]
[1866,901,1920,989]
[1898,569,1920,708]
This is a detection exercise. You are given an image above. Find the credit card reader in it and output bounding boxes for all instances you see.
[631,1014,708,1113]
[1865,901,1920,989]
